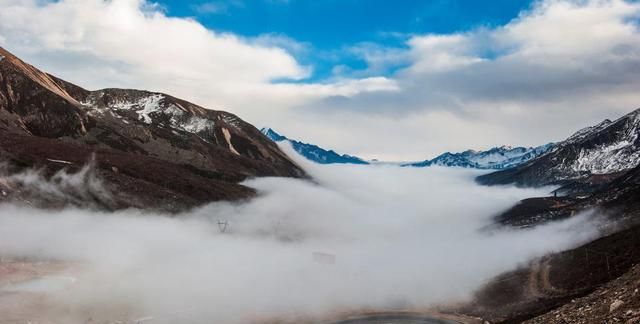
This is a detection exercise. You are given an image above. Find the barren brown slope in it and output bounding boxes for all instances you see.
[461,162,640,323]
[0,47,305,210]
[524,263,640,324]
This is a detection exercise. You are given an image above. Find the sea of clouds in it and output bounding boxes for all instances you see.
[0,149,601,323]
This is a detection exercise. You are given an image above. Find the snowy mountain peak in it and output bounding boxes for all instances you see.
[478,108,640,187]
[261,128,287,141]
[260,128,369,165]
[562,109,640,174]
[565,118,614,144]
[261,128,554,170]
[404,144,554,170]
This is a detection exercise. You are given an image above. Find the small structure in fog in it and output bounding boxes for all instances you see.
[312,252,336,265]
[217,220,228,233]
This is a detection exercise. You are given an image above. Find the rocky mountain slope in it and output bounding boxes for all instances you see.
[460,165,640,323]
[524,263,640,324]
[404,144,553,169]
[477,109,640,187]
[261,127,369,164]
[464,222,640,323]
[0,47,305,210]
[461,109,640,323]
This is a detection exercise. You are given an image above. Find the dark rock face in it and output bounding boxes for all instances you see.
[477,109,640,187]
[0,47,305,211]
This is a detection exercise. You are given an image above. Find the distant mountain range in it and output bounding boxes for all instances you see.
[264,107,640,182]
[477,108,640,188]
[262,127,553,170]
[403,144,554,169]
[260,128,370,165]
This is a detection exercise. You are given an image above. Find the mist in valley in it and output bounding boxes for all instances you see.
[0,147,602,323]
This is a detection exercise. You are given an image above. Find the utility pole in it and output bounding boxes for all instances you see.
[217,220,228,233]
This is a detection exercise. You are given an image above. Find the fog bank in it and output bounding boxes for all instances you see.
[0,154,601,323]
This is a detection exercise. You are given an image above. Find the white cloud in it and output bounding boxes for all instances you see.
[0,0,395,125]
[408,34,487,73]
[191,1,244,15]
[0,0,304,83]
[0,0,639,160]
[0,160,600,323]
[498,0,640,62]
[288,0,640,160]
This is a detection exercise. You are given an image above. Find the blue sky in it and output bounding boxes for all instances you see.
[158,0,534,81]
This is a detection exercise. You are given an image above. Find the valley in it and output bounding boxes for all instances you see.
[1,45,640,324]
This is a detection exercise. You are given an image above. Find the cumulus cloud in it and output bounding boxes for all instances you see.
[0,152,602,323]
[0,0,397,125]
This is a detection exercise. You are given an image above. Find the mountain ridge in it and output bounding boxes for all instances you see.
[0,46,305,210]
[261,127,370,165]
[477,108,640,187]
[403,143,554,170]
[262,127,555,170]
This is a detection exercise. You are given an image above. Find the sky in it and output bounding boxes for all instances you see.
[160,0,533,81]
[0,0,640,160]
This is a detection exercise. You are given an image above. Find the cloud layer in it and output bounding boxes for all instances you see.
[293,0,640,159]
[0,0,639,159]
[0,153,601,323]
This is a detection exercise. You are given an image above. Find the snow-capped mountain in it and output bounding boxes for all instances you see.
[262,127,553,169]
[478,108,640,186]
[404,144,554,170]
[0,46,304,210]
[261,128,369,165]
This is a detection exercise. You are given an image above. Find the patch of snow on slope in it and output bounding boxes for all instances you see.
[135,94,164,124]
[182,116,215,133]
[106,94,164,124]
[153,103,215,133]
[101,96,215,134]
[565,119,613,145]
[163,104,184,120]
[571,140,640,174]
[469,146,525,165]
[563,110,640,174]
[222,115,241,129]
